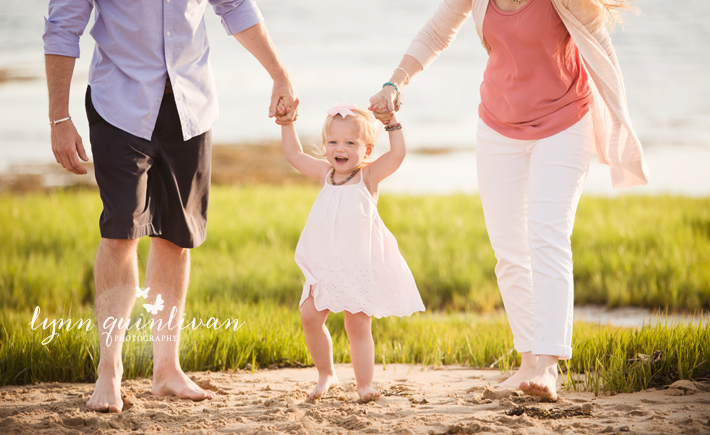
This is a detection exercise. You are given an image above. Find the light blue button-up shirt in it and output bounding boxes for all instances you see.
[43,0,263,141]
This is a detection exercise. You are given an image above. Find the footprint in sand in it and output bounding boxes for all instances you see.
[330,414,371,431]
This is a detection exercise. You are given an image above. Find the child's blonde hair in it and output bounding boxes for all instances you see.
[321,107,379,152]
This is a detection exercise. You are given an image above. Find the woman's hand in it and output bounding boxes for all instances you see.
[368,86,397,125]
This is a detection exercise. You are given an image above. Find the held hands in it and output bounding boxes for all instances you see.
[51,120,89,175]
[368,86,397,126]
[270,75,299,125]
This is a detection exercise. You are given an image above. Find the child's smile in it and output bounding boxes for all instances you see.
[325,118,372,175]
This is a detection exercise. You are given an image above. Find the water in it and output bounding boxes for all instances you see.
[1,0,709,195]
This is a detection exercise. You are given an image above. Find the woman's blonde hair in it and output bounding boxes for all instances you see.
[320,108,379,151]
[592,0,637,28]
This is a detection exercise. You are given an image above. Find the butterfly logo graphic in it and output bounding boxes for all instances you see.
[143,294,164,315]
[135,286,150,299]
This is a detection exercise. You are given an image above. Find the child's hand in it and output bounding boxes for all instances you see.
[368,87,396,125]
[275,97,298,125]
[368,102,395,126]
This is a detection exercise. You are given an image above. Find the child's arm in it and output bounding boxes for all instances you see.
[365,115,405,184]
[281,123,331,181]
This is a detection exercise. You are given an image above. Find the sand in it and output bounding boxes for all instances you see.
[1,364,709,435]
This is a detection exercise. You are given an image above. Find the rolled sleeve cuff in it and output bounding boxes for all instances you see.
[43,18,81,58]
[219,0,264,35]
[404,39,438,70]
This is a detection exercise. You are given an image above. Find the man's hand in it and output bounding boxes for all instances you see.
[46,54,88,175]
[51,120,88,175]
[270,75,299,125]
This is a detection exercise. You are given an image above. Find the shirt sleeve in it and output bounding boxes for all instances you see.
[210,0,264,35]
[43,0,93,58]
[404,0,473,70]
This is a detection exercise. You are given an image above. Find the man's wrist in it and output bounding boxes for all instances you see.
[270,67,290,82]
[49,115,72,127]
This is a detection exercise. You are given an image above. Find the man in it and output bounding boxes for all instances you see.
[43,0,298,413]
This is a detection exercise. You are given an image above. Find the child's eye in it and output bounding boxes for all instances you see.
[346,142,355,145]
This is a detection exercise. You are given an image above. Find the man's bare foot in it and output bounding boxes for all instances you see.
[519,357,559,402]
[357,385,381,402]
[152,367,215,401]
[308,373,339,399]
[494,351,536,391]
[86,370,123,413]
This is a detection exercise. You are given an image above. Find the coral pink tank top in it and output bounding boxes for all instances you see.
[479,0,592,140]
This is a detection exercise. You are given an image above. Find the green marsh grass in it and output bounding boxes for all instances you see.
[2,187,709,313]
[566,314,709,395]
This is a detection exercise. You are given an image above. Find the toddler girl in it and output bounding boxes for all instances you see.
[280,103,425,402]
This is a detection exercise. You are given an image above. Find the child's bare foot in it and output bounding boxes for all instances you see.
[357,385,381,402]
[308,373,339,399]
[519,356,558,402]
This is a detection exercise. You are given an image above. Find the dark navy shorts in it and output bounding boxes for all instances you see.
[86,85,211,249]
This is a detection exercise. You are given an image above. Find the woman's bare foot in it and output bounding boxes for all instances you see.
[494,352,537,391]
[357,385,381,402]
[308,373,339,399]
[519,355,559,402]
[86,370,123,413]
[152,367,216,400]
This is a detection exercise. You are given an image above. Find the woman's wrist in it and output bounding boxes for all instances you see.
[389,68,409,89]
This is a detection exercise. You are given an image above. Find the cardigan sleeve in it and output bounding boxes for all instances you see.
[403,0,473,69]
[556,0,648,187]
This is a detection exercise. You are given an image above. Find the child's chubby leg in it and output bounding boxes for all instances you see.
[300,294,339,399]
[344,311,380,402]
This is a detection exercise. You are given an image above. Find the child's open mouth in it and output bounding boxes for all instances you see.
[335,157,348,163]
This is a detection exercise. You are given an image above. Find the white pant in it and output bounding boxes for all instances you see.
[476,113,592,359]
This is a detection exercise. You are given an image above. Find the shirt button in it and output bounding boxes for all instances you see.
[166,31,171,37]
[157,98,162,102]
[167,0,171,2]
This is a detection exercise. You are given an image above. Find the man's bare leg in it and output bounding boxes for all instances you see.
[146,237,215,400]
[494,351,537,391]
[86,238,140,413]
[519,354,559,401]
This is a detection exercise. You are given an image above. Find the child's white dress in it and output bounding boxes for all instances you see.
[295,168,425,318]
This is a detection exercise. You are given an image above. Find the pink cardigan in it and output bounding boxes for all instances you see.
[405,0,649,188]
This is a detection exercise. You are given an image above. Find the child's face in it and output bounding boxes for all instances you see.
[324,117,373,173]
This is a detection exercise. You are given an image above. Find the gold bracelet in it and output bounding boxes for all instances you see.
[49,116,71,127]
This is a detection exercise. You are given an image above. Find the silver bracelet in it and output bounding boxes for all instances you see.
[49,116,71,127]
[395,67,410,85]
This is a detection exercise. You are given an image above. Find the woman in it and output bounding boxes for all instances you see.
[369,0,648,401]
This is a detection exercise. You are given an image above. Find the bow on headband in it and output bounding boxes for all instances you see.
[327,103,358,119]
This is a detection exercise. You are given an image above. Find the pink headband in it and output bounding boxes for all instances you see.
[327,103,358,119]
